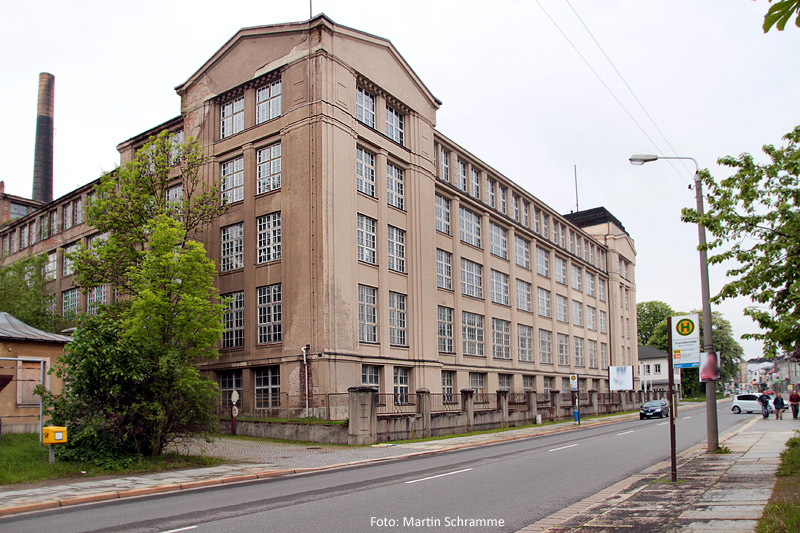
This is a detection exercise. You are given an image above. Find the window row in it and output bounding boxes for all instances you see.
[358,285,407,346]
[357,215,406,273]
[1,196,86,257]
[221,284,283,348]
[220,78,282,139]
[356,146,406,210]
[356,86,405,146]
[220,212,282,272]
[218,366,280,409]
[220,142,282,204]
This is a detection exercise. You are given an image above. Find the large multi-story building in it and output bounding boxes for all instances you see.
[0,15,637,414]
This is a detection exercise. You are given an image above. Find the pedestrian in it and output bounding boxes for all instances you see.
[790,390,800,420]
[774,393,786,420]
[758,391,772,420]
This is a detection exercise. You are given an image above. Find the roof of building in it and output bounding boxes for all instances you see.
[638,345,668,360]
[564,207,628,235]
[0,313,72,343]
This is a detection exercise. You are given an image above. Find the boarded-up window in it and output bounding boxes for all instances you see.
[16,360,48,406]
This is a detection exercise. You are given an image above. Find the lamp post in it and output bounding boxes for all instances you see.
[629,154,719,452]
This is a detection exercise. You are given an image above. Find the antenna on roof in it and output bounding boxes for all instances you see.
[574,164,579,212]
[310,0,313,19]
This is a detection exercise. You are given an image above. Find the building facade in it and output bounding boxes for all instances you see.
[0,15,637,415]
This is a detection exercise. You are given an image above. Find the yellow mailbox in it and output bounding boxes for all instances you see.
[43,426,67,445]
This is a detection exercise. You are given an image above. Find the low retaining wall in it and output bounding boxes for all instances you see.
[220,419,348,444]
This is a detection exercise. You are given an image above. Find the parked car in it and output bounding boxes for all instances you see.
[731,393,773,414]
[640,399,670,419]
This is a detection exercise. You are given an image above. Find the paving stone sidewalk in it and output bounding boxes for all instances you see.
[520,414,797,532]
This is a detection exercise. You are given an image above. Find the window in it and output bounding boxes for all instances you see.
[539,329,553,364]
[588,340,598,369]
[63,202,73,230]
[573,300,584,327]
[387,163,404,209]
[490,270,509,306]
[49,210,58,235]
[536,247,550,277]
[219,370,242,408]
[438,306,454,353]
[388,291,408,347]
[625,288,630,311]
[534,207,541,234]
[255,366,281,408]
[543,376,554,393]
[442,371,455,401]
[599,310,607,333]
[516,279,532,312]
[256,80,282,124]
[523,202,530,227]
[557,333,569,366]
[356,87,375,127]
[436,249,453,290]
[654,363,662,373]
[167,184,183,209]
[574,337,585,366]
[572,265,582,291]
[222,291,244,348]
[45,251,57,281]
[62,288,80,318]
[39,214,49,240]
[9,202,28,219]
[598,279,607,302]
[555,256,567,284]
[9,232,16,254]
[645,364,651,375]
[62,243,78,276]
[257,212,282,263]
[257,143,281,194]
[518,324,533,362]
[492,319,511,359]
[356,147,376,197]
[386,105,404,144]
[601,343,609,368]
[560,225,567,248]
[542,215,549,239]
[537,287,551,318]
[471,169,480,199]
[358,285,378,342]
[73,198,82,226]
[435,194,451,235]
[515,236,530,269]
[387,226,406,273]
[20,226,27,249]
[552,220,558,244]
[440,148,450,182]
[626,318,631,339]
[462,311,485,356]
[513,195,520,222]
[458,160,468,191]
[257,284,282,344]
[499,374,512,390]
[221,157,244,204]
[460,258,483,298]
[498,185,507,213]
[357,214,377,264]
[586,272,596,297]
[363,365,380,390]
[488,179,496,208]
[220,96,244,138]
[523,375,534,391]
[87,285,106,315]
[221,223,244,272]
[556,294,568,323]
[459,207,482,247]
[587,306,597,331]
[394,367,410,403]
[469,372,486,395]
[489,223,508,258]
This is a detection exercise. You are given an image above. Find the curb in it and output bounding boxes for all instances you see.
[0,403,709,518]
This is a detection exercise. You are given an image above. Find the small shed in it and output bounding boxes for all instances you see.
[0,313,71,434]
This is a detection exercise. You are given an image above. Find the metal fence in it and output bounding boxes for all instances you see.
[376,393,418,415]
[216,391,350,420]
[473,392,498,411]
[431,392,463,412]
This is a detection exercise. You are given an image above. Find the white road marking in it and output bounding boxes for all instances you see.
[616,430,634,436]
[682,416,692,420]
[658,422,669,426]
[405,468,472,484]
[162,527,198,533]
[548,444,579,452]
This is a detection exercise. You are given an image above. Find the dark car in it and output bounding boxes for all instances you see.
[640,399,670,420]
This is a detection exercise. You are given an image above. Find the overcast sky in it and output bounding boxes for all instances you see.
[3,1,798,360]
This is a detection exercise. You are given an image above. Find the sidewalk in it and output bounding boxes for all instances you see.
[0,408,656,517]
[520,413,797,532]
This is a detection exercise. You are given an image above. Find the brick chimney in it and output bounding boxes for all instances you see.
[32,73,54,203]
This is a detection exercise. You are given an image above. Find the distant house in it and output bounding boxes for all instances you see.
[0,312,71,433]
[638,345,681,393]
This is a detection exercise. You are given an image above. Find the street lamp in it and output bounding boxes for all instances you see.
[629,154,719,452]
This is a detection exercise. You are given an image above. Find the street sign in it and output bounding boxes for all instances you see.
[231,406,239,417]
[671,314,700,368]
[569,374,578,391]
[230,390,239,405]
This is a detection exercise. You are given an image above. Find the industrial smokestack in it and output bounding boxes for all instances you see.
[32,72,54,203]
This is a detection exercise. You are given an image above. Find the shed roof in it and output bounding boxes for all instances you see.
[0,313,72,343]
[638,345,668,361]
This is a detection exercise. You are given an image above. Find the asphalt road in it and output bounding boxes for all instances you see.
[1,404,750,533]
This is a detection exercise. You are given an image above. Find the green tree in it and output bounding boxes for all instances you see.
[0,254,65,332]
[42,216,223,463]
[682,125,800,357]
[646,310,745,396]
[73,130,226,296]
[636,301,675,346]
[763,0,800,32]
